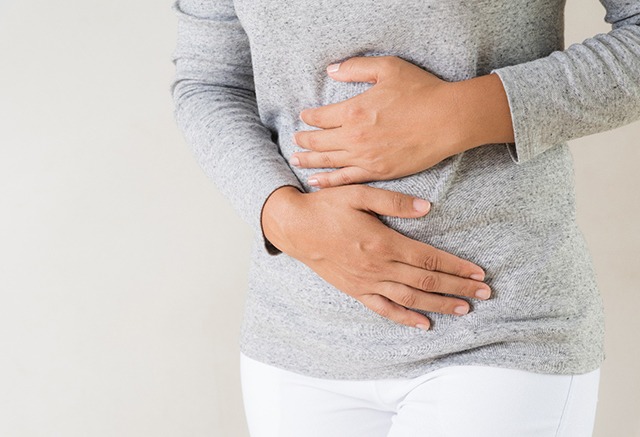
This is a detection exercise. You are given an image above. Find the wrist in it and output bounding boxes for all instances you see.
[452,73,515,151]
[261,185,305,254]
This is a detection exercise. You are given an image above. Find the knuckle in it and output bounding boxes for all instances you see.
[463,281,480,297]
[373,303,391,319]
[306,134,318,149]
[397,292,418,309]
[353,274,369,287]
[361,295,390,319]
[358,235,384,255]
[380,56,397,71]
[346,184,368,208]
[338,170,353,185]
[320,153,334,168]
[372,158,390,176]
[345,105,366,123]
[390,191,406,213]
[350,184,368,197]
[384,57,402,76]
[375,240,393,258]
[418,273,439,291]
[360,259,379,274]
[437,300,450,315]
[348,127,368,145]
[420,253,441,272]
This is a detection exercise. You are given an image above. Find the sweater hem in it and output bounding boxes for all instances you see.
[238,342,605,381]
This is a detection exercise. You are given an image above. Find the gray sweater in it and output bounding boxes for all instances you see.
[170,0,640,379]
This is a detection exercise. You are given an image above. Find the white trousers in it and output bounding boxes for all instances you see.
[240,352,601,437]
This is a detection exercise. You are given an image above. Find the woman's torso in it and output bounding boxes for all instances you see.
[234,0,605,379]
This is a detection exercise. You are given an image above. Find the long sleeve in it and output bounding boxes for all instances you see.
[490,0,640,164]
[170,0,304,255]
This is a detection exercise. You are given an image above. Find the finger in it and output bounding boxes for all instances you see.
[377,281,471,317]
[351,185,432,218]
[326,55,397,84]
[358,293,431,329]
[390,262,491,301]
[299,102,345,129]
[293,126,347,152]
[290,151,351,169]
[308,167,372,188]
[351,186,484,279]
[391,233,486,281]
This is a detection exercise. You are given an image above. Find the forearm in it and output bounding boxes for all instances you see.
[452,73,515,153]
[487,6,640,164]
[171,0,304,255]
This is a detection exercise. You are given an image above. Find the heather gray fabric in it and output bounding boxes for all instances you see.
[170,0,640,379]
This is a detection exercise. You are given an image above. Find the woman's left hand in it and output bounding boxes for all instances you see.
[291,55,474,188]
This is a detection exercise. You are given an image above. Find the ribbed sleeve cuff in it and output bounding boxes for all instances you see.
[172,97,305,257]
[216,149,305,256]
[258,183,304,256]
[489,65,541,165]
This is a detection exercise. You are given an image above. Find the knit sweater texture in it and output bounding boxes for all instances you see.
[170,0,640,379]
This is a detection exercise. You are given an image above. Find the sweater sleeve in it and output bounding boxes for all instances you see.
[170,0,304,255]
[490,0,640,164]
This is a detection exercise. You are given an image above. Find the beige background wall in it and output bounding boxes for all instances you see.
[0,0,637,435]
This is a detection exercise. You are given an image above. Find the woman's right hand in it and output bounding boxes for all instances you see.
[261,185,492,330]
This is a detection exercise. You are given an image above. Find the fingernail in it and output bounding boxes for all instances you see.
[475,289,491,300]
[416,323,430,330]
[470,272,485,281]
[413,198,431,213]
[454,305,469,315]
[308,178,319,186]
[327,63,341,73]
[290,156,300,166]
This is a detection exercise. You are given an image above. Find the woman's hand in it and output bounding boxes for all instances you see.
[290,56,514,188]
[261,185,492,329]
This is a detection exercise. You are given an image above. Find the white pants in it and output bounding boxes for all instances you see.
[240,352,601,437]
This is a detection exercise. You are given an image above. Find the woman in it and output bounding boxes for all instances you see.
[170,0,640,435]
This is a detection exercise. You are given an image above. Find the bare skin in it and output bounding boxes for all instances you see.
[262,55,515,329]
[290,56,514,187]
[261,185,491,330]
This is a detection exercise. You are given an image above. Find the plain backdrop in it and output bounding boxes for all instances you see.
[0,0,638,436]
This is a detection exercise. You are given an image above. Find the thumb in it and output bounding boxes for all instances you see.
[326,56,388,84]
[355,186,431,218]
